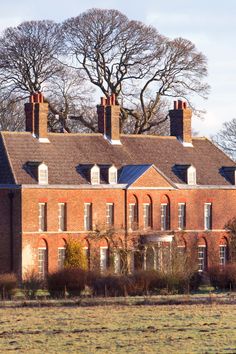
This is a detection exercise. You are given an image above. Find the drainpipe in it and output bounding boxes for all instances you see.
[8,191,14,272]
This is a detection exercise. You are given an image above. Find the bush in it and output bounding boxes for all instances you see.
[47,268,86,298]
[0,273,17,299]
[22,271,44,299]
[208,263,236,290]
[64,238,88,270]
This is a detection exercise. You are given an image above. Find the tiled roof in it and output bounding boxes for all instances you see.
[0,131,235,186]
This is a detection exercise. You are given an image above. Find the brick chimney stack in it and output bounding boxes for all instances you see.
[169,100,192,145]
[25,93,49,142]
[97,94,121,144]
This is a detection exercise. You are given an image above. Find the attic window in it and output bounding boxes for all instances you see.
[38,163,48,185]
[91,165,100,185]
[109,165,117,184]
[187,166,196,185]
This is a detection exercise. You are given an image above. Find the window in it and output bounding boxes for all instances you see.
[90,165,100,185]
[39,203,46,232]
[100,247,108,272]
[161,204,170,230]
[84,203,92,231]
[114,250,121,274]
[143,204,152,229]
[129,203,138,230]
[219,245,227,266]
[198,246,207,272]
[108,165,117,184]
[38,163,48,185]
[204,203,212,230]
[106,203,114,227]
[178,203,186,230]
[58,203,66,231]
[83,247,89,268]
[38,247,48,278]
[58,247,66,269]
[187,166,196,185]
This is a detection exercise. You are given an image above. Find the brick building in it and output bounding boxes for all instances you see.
[0,93,235,279]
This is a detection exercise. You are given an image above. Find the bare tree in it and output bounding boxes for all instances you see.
[211,118,236,160]
[63,8,210,134]
[0,94,25,131]
[0,20,62,95]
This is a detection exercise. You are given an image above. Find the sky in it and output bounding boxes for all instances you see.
[0,0,236,137]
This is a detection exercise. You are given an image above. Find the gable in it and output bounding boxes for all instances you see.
[131,166,173,188]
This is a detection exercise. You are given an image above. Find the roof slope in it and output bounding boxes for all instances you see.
[0,132,235,186]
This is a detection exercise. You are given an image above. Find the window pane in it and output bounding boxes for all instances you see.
[129,204,138,230]
[143,204,151,229]
[39,203,46,231]
[204,204,212,230]
[219,245,227,265]
[58,248,65,269]
[100,248,108,272]
[106,203,114,226]
[161,204,169,230]
[58,203,66,231]
[198,246,206,271]
[38,248,48,278]
[84,203,92,230]
[178,203,186,230]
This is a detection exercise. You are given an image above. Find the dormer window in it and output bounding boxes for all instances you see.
[109,165,117,184]
[187,165,196,185]
[91,164,100,185]
[38,163,48,185]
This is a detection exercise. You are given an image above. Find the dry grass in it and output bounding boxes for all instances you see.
[0,304,235,353]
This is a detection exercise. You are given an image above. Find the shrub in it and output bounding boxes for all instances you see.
[208,263,236,290]
[64,238,88,270]
[47,268,86,298]
[22,270,44,299]
[0,273,17,299]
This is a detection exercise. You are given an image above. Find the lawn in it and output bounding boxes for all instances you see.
[0,304,235,353]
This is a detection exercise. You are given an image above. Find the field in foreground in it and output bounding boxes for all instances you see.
[0,304,236,353]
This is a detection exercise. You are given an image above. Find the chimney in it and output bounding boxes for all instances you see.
[25,93,49,143]
[97,94,121,145]
[169,100,192,145]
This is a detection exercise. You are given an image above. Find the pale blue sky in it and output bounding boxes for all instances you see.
[1,0,236,136]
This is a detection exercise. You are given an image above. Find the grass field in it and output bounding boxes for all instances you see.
[0,304,236,353]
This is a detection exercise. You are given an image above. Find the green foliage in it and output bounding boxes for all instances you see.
[64,238,88,270]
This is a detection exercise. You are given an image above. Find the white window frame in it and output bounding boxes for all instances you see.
[178,203,186,230]
[161,203,169,231]
[90,165,100,185]
[58,247,66,269]
[143,203,151,229]
[219,245,227,266]
[84,203,92,231]
[58,203,66,231]
[128,203,138,230]
[198,245,207,272]
[38,247,48,279]
[39,203,46,232]
[106,203,114,227]
[204,203,212,230]
[100,247,108,272]
[38,163,48,185]
[187,165,196,185]
[108,165,117,184]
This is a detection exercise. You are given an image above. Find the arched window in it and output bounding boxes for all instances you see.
[108,165,117,184]
[143,195,152,229]
[198,238,207,272]
[90,164,100,185]
[38,239,48,279]
[187,165,196,185]
[128,195,138,230]
[58,239,66,270]
[219,238,228,266]
[161,195,170,231]
[38,163,48,185]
